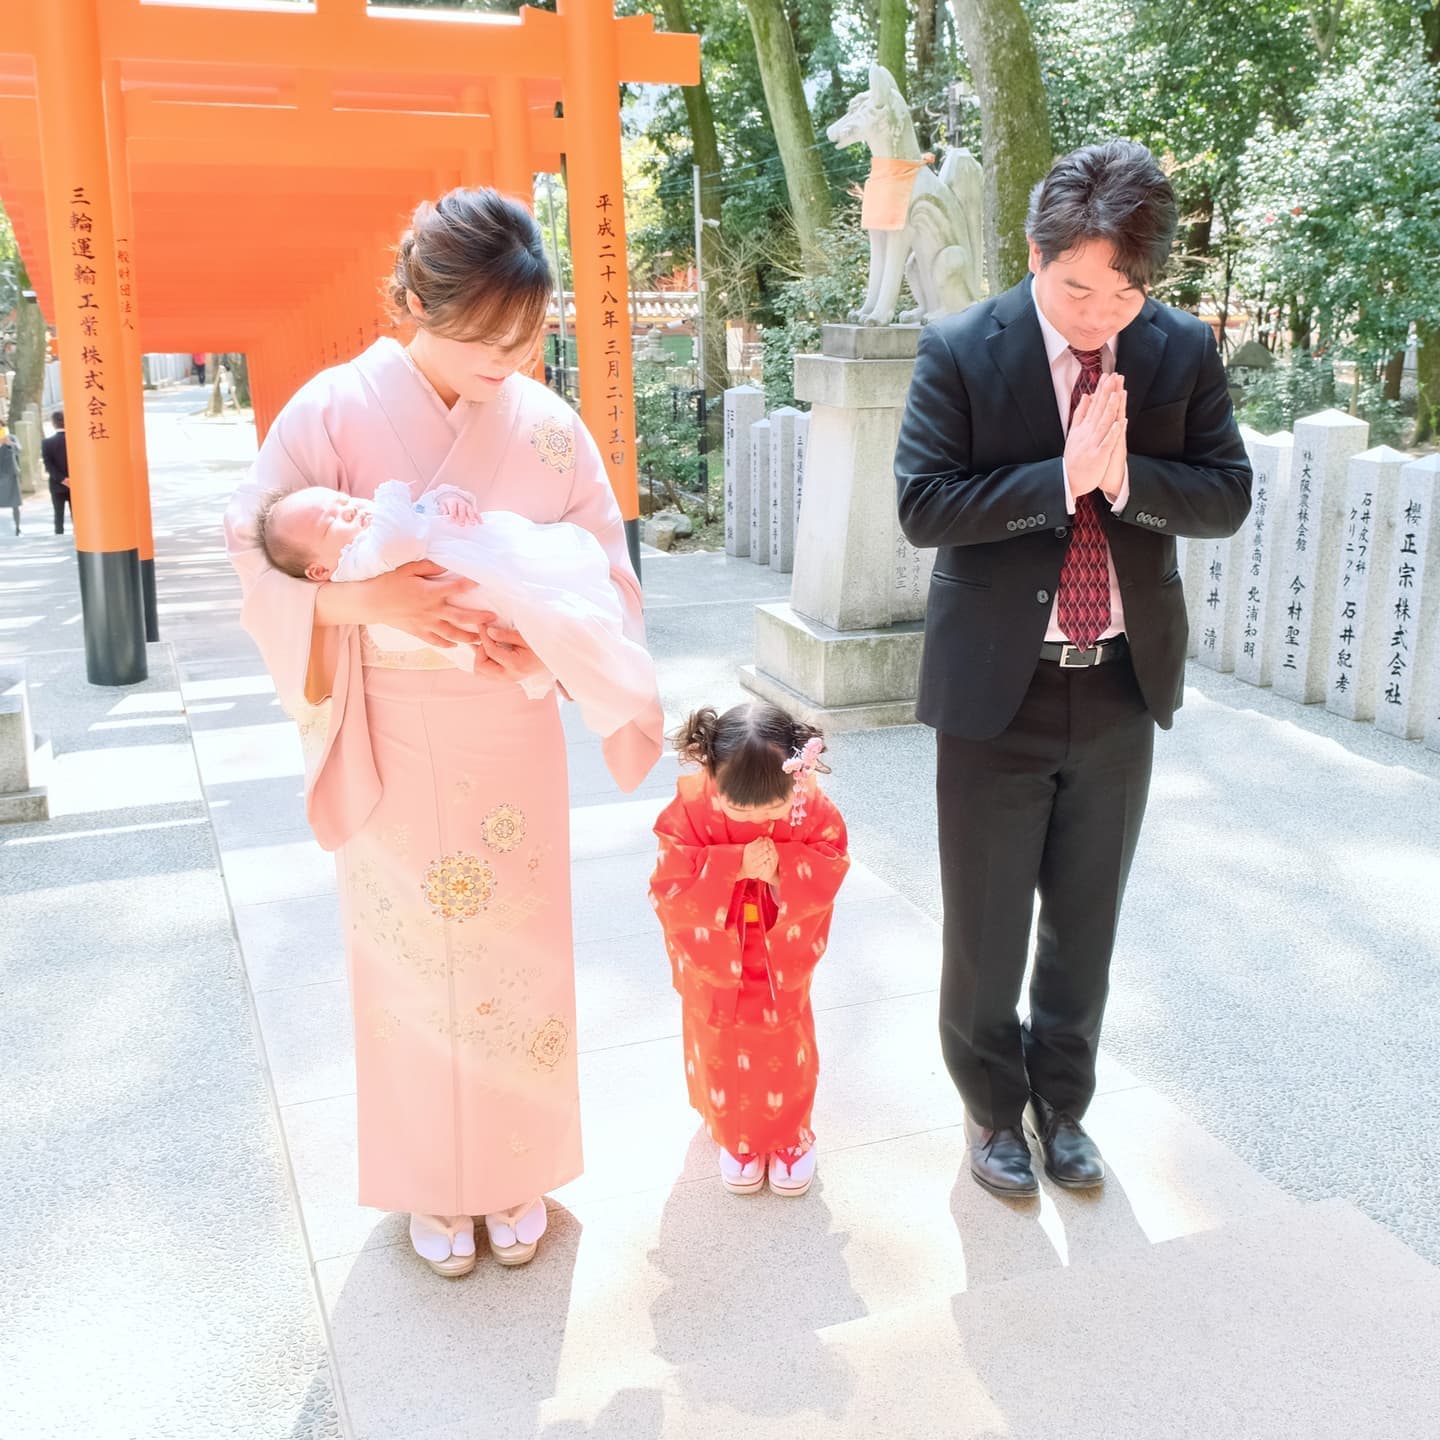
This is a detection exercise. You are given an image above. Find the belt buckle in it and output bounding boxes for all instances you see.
[1058,643,1093,668]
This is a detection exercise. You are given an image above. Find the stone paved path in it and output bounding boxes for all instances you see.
[2,389,1438,1438]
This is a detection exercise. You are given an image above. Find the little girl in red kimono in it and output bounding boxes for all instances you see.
[650,702,850,1197]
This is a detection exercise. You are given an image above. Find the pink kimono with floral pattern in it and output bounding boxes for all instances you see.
[225,338,662,1217]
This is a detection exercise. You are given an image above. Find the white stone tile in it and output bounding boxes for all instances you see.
[568,795,664,863]
[221,834,337,906]
[232,892,346,993]
[189,719,305,785]
[316,1200,594,1440]
[278,1093,406,1263]
[253,979,355,1106]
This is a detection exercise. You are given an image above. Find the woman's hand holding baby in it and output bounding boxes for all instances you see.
[475,623,547,684]
[316,560,488,648]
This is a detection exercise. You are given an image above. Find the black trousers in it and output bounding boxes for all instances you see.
[51,485,70,534]
[936,653,1154,1129]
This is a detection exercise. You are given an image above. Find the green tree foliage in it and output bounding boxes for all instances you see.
[1238,33,1440,376]
[759,208,870,408]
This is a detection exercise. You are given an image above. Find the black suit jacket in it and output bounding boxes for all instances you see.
[42,430,68,489]
[895,277,1252,739]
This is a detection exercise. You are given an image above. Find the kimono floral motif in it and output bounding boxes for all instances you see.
[530,416,576,473]
[294,699,332,776]
[482,802,527,854]
[528,1016,570,1070]
[420,851,496,920]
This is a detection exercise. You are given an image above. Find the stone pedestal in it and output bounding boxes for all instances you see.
[740,325,927,728]
[739,605,926,730]
[1234,431,1293,686]
[1271,410,1371,703]
[788,326,929,629]
[749,417,772,565]
[1370,456,1440,742]
[1324,446,1408,721]
[0,663,49,824]
[723,384,764,558]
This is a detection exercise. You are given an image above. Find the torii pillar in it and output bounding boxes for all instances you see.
[34,0,147,684]
[561,0,646,574]
[105,61,159,643]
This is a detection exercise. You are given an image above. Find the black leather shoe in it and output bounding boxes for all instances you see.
[963,1114,1038,1198]
[1023,1094,1105,1189]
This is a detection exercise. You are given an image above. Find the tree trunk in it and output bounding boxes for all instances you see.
[1414,6,1438,441]
[226,352,251,408]
[1381,348,1404,404]
[1288,297,1311,353]
[950,0,1052,291]
[915,0,938,76]
[659,0,728,399]
[742,0,833,271]
[7,281,46,436]
[1416,323,1439,444]
[878,0,907,83]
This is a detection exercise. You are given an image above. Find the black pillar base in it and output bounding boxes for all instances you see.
[624,517,642,583]
[141,557,159,642]
[77,548,148,685]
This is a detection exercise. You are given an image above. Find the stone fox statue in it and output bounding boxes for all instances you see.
[826,63,984,326]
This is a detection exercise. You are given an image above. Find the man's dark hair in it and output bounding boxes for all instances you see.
[1026,140,1177,290]
[52,410,64,428]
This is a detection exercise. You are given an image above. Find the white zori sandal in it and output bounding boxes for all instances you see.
[718,1148,765,1195]
[768,1145,817,1197]
[409,1213,477,1278]
[484,1198,547,1266]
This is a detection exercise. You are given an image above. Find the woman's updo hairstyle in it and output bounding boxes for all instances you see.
[390,187,552,345]
[671,702,828,808]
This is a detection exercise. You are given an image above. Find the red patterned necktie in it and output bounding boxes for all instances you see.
[1056,346,1111,651]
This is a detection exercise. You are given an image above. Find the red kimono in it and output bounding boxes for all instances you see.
[649,771,850,1157]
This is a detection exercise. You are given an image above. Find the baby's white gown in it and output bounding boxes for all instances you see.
[334,481,656,739]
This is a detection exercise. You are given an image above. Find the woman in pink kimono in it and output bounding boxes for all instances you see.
[225,188,663,1276]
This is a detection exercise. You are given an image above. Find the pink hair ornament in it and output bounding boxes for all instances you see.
[781,736,824,827]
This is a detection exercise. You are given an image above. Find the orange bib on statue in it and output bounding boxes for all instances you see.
[860,156,931,232]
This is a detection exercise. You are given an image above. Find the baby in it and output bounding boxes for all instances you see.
[258,480,657,739]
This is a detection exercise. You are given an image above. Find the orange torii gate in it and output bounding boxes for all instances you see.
[0,0,698,684]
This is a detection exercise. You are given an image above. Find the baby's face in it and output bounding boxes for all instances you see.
[276,488,373,578]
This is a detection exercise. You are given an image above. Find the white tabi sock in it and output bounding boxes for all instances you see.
[409,1212,455,1262]
[447,1215,476,1258]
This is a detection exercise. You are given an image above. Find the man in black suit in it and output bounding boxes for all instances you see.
[895,140,1251,1199]
[41,410,70,536]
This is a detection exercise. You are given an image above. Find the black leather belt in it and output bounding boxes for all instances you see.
[1039,635,1129,668]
